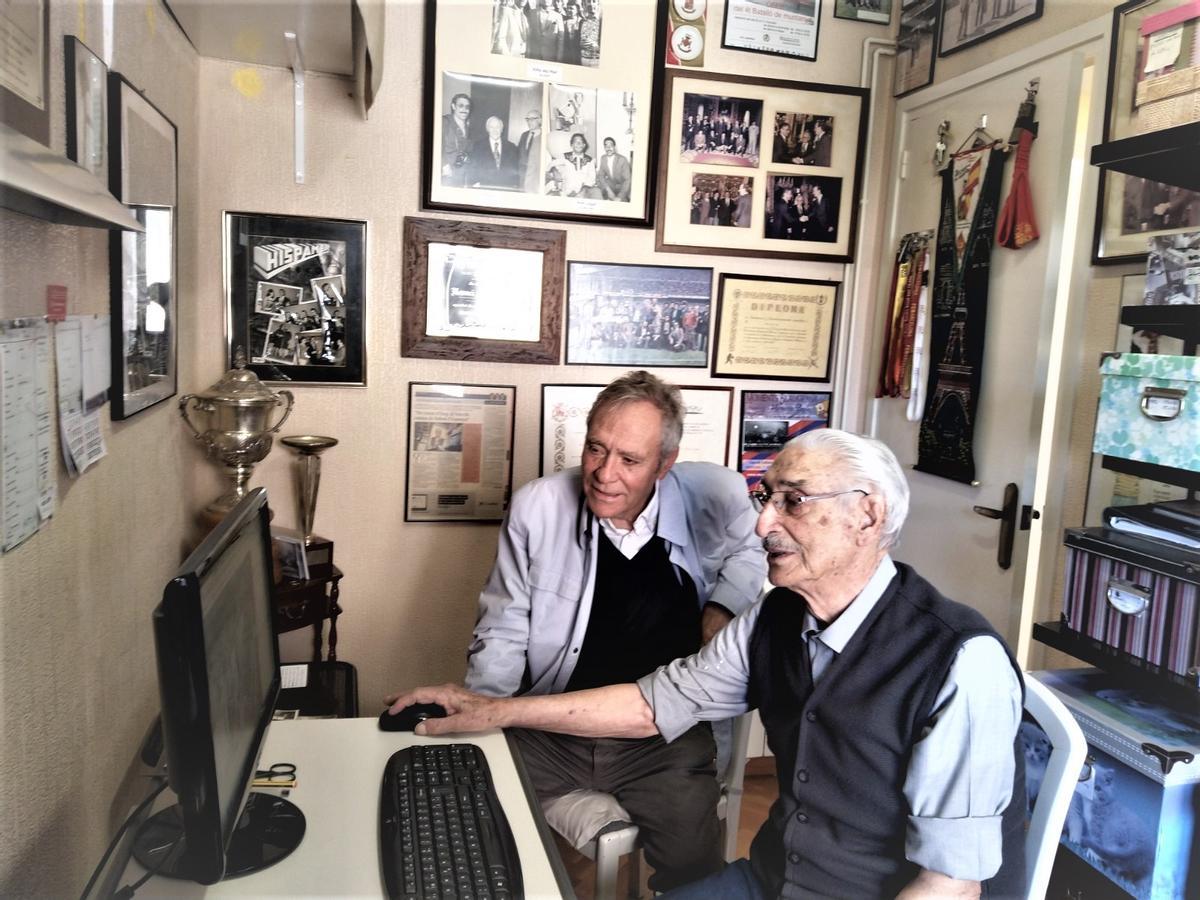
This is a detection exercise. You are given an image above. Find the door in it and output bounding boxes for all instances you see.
[870,27,1104,649]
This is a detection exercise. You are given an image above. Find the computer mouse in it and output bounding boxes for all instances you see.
[379,702,448,732]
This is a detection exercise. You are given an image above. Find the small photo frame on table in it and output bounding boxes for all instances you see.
[721,0,821,60]
[938,0,1042,57]
[421,0,668,227]
[1,0,49,144]
[712,274,839,381]
[402,216,564,364]
[540,383,733,476]
[64,36,107,180]
[566,262,712,367]
[1093,0,1200,264]
[893,0,939,98]
[405,382,516,523]
[225,212,367,385]
[107,73,177,420]
[739,390,831,487]
[834,0,892,26]
[656,70,867,262]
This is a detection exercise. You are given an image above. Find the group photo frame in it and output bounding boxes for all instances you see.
[1093,0,1200,263]
[402,216,565,365]
[224,212,368,385]
[421,0,668,227]
[655,70,868,262]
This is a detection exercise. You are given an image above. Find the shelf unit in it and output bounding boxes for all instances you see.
[1087,122,1200,191]
[1121,305,1200,354]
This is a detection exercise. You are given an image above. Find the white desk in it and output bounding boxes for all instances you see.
[124,717,571,898]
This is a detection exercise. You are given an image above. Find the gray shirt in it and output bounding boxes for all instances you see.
[637,556,1021,882]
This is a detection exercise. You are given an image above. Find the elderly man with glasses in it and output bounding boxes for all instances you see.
[387,428,1024,899]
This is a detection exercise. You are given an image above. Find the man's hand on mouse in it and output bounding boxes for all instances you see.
[383,684,507,736]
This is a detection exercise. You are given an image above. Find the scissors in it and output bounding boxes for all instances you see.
[253,762,297,787]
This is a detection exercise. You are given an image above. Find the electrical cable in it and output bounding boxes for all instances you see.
[77,777,168,900]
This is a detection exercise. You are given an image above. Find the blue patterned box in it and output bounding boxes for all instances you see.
[1034,669,1200,900]
[1093,353,1200,472]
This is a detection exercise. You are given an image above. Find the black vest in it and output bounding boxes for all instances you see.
[747,563,1025,899]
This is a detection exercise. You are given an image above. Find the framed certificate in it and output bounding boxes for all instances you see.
[711,274,839,381]
[721,0,821,60]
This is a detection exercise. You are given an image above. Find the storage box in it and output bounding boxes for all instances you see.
[1093,353,1200,473]
[1033,669,1200,900]
[1062,527,1200,677]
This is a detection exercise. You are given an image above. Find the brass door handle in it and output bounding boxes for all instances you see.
[972,482,1018,570]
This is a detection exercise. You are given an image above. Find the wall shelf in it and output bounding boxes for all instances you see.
[1121,306,1200,352]
[1100,455,1200,491]
[1089,122,1200,191]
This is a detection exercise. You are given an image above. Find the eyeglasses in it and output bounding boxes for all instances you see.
[749,486,867,516]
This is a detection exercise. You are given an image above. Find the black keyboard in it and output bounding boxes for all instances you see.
[380,743,523,899]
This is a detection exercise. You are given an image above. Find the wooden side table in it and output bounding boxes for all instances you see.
[273,564,344,662]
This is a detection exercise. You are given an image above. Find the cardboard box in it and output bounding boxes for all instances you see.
[1093,353,1200,473]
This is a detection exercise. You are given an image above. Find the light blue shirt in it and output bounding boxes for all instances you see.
[638,556,1022,882]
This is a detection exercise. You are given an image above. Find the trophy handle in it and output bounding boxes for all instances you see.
[178,394,204,439]
[271,390,295,433]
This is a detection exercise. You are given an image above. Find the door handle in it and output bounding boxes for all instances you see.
[972,482,1018,570]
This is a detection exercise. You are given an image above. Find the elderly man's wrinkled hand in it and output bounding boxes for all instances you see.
[382,683,509,736]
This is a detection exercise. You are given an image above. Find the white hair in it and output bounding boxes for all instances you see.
[783,429,910,549]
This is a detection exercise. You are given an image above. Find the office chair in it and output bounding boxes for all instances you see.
[542,713,753,900]
[1021,676,1087,900]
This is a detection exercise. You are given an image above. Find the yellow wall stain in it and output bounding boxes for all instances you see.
[144,0,156,35]
[76,0,86,42]
[232,68,264,99]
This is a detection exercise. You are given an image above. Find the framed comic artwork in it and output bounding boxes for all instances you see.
[655,70,868,262]
[421,0,668,227]
[224,213,368,385]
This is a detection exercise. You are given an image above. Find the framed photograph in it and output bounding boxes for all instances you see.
[938,0,1042,57]
[721,0,821,60]
[405,382,516,523]
[225,213,367,385]
[894,0,938,98]
[107,74,177,420]
[540,383,733,475]
[739,390,831,487]
[421,0,668,227]
[565,262,712,367]
[712,274,839,381]
[834,0,892,25]
[402,216,564,364]
[1094,0,1200,263]
[0,0,49,144]
[64,37,107,180]
[656,70,867,262]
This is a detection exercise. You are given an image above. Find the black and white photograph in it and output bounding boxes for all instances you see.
[1121,177,1200,239]
[566,262,712,366]
[771,112,834,166]
[764,174,841,242]
[490,0,603,67]
[690,174,754,228]
[439,73,544,192]
[1144,232,1200,306]
[834,0,891,24]
[226,213,367,384]
[894,0,937,97]
[679,92,763,167]
[938,0,1042,57]
[542,85,635,200]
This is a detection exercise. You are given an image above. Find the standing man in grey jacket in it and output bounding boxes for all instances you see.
[463,370,766,891]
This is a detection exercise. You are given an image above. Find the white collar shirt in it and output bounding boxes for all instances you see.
[599,486,660,559]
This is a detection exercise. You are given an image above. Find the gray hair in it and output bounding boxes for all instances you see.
[587,370,684,459]
[784,429,910,549]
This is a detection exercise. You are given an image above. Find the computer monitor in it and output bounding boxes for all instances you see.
[131,488,305,883]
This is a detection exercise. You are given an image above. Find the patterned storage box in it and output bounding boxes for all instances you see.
[1093,353,1200,473]
[1032,669,1200,900]
[1062,527,1200,677]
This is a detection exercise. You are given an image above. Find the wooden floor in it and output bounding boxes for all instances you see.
[554,761,779,899]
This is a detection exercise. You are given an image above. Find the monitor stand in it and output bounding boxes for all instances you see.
[131,793,306,881]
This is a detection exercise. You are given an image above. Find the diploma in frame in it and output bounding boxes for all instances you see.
[711,274,839,381]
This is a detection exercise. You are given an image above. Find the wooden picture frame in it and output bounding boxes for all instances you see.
[565,261,712,367]
[738,389,831,487]
[938,0,1043,57]
[711,273,839,381]
[894,0,939,98]
[0,0,49,144]
[420,0,668,227]
[1093,0,1200,264]
[721,0,821,60]
[224,212,368,385]
[655,70,868,262]
[107,73,178,420]
[402,216,565,365]
[64,36,107,181]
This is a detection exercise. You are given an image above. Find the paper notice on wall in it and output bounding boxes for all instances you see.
[81,314,110,413]
[1,319,55,552]
[54,317,106,476]
[1145,26,1184,73]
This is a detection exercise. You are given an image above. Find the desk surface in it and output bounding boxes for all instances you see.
[126,718,569,898]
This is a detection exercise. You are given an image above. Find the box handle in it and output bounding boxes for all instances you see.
[1105,578,1150,615]
[1139,386,1186,421]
